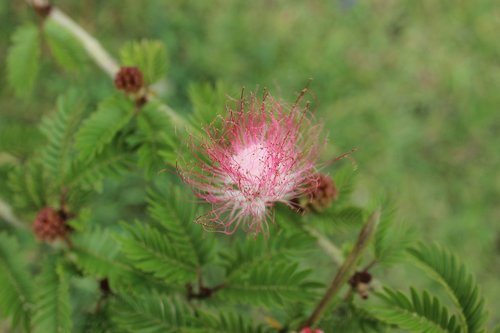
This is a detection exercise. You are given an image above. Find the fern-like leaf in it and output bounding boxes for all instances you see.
[66,143,134,192]
[370,307,447,333]
[133,101,178,176]
[75,95,134,159]
[44,21,86,71]
[195,312,272,333]
[0,233,33,332]
[331,164,357,206]
[409,243,488,333]
[8,160,54,211]
[188,81,232,128]
[31,256,72,333]
[120,40,168,85]
[220,231,314,280]
[218,262,320,307]
[0,122,43,157]
[120,222,198,284]
[111,294,199,333]
[80,305,117,333]
[373,199,413,265]
[319,302,387,333]
[147,187,215,268]
[72,228,121,280]
[370,287,460,333]
[40,91,87,183]
[7,23,40,97]
[72,228,145,292]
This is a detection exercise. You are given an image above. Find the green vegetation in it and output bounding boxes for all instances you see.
[0,0,498,332]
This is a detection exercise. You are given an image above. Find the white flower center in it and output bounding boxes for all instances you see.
[224,141,298,216]
[232,143,269,182]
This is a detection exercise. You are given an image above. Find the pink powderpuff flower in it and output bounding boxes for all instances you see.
[300,328,324,333]
[179,90,323,235]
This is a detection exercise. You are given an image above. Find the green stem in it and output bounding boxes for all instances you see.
[0,198,26,229]
[27,0,193,132]
[302,210,380,328]
[303,225,344,266]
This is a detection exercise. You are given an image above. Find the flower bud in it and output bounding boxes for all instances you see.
[33,3,52,18]
[32,207,68,242]
[300,327,324,333]
[308,173,338,210]
[114,66,144,94]
[292,173,338,213]
[348,271,373,299]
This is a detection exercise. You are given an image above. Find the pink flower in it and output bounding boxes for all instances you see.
[179,91,322,235]
[300,327,324,333]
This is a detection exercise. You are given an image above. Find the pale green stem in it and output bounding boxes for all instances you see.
[28,0,192,131]
[302,209,380,328]
[0,198,26,229]
[303,225,344,266]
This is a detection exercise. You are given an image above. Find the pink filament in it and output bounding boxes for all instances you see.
[180,92,322,235]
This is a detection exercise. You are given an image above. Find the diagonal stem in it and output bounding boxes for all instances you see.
[29,0,118,76]
[302,210,380,328]
[27,0,192,131]
[303,225,344,266]
[0,198,26,229]
[49,8,119,77]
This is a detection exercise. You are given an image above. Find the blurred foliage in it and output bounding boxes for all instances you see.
[0,0,499,329]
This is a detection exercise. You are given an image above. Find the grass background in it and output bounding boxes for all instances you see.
[1,0,499,327]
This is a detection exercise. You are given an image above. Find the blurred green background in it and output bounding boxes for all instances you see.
[1,0,499,326]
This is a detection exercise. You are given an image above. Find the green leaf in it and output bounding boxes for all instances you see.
[80,305,117,333]
[320,303,387,333]
[373,199,413,265]
[133,101,178,176]
[72,228,145,292]
[44,21,86,71]
[7,23,40,98]
[72,228,121,280]
[0,233,33,332]
[119,186,216,287]
[121,222,198,285]
[0,122,43,157]
[120,40,168,84]
[220,230,314,280]
[111,294,199,333]
[188,81,232,128]
[40,91,87,183]
[218,262,320,307]
[369,287,461,333]
[331,164,357,205]
[370,308,448,333]
[66,143,134,192]
[306,205,366,232]
[196,312,271,333]
[409,243,488,333]
[8,160,54,211]
[147,186,215,268]
[75,95,134,159]
[31,256,72,333]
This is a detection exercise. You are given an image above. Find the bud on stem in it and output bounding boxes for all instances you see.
[32,207,71,242]
[302,209,380,328]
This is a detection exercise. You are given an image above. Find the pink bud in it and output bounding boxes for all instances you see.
[300,327,324,333]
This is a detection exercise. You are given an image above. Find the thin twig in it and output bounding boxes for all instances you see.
[362,259,377,272]
[302,210,380,328]
[27,0,191,131]
[0,198,26,229]
[303,225,344,266]
[49,8,119,77]
[29,0,118,76]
